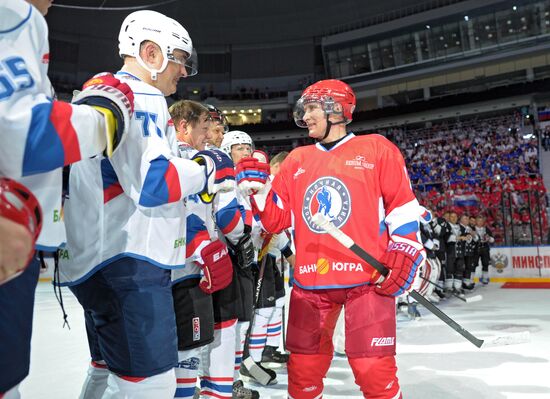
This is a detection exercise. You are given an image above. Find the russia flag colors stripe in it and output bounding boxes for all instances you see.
[23,102,81,175]
[101,159,123,203]
[140,155,182,207]
[186,214,210,258]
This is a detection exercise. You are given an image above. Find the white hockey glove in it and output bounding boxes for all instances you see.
[72,73,134,157]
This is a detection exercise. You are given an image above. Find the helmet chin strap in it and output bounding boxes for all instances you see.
[317,114,345,142]
[136,53,169,81]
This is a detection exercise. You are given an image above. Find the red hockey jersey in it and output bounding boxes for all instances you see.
[258,133,424,289]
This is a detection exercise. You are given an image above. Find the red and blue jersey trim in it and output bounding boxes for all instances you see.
[23,101,81,175]
[186,214,210,258]
[101,159,123,203]
[216,198,242,235]
[139,155,182,207]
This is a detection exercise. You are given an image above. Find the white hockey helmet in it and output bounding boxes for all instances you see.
[220,130,254,155]
[118,10,198,80]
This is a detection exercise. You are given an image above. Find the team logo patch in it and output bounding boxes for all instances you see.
[302,177,351,233]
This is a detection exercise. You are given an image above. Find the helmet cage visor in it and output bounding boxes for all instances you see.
[293,95,338,128]
[166,48,198,77]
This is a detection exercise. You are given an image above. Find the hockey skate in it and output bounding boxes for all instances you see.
[434,287,447,300]
[427,292,440,303]
[480,277,490,285]
[240,359,277,386]
[261,345,289,366]
[407,302,421,319]
[452,287,466,300]
[232,380,260,399]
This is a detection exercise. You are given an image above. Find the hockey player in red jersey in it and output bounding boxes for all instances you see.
[236,79,425,399]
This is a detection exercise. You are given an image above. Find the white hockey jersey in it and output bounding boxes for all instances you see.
[58,74,206,285]
[172,142,245,284]
[0,0,109,250]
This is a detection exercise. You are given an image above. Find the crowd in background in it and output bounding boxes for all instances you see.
[382,111,548,245]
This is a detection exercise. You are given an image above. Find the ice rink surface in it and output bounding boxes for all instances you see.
[21,282,550,398]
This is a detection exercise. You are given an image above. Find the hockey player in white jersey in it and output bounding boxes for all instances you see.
[167,100,235,399]
[261,152,295,366]
[59,10,234,399]
[200,108,264,399]
[1,0,135,396]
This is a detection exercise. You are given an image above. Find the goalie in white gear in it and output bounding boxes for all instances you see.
[60,10,234,399]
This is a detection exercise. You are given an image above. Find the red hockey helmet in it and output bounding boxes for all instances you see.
[0,178,42,242]
[293,79,356,128]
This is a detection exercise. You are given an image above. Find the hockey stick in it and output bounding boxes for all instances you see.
[419,275,483,303]
[311,213,485,348]
[280,255,287,352]
[241,236,277,386]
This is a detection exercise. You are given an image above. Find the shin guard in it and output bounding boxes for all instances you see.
[348,356,401,399]
[287,353,332,399]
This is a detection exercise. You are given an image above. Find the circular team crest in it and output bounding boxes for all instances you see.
[302,177,351,233]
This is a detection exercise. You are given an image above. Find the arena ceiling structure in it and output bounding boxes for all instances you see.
[48,0,461,46]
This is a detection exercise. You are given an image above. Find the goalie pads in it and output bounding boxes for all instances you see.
[72,73,134,157]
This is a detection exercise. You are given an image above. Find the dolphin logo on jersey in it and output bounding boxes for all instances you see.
[302,177,351,233]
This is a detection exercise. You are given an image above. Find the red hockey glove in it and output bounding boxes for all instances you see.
[199,240,234,294]
[73,72,134,157]
[236,155,270,196]
[0,178,42,285]
[374,241,422,297]
[192,149,235,204]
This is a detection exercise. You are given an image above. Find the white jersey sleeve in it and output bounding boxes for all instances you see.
[0,0,112,250]
[107,74,205,207]
[214,185,244,246]
[0,0,106,179]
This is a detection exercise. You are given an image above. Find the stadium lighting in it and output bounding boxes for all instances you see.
[513,5,517,11]
[464,16,469,21]
[426,24,431,29]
